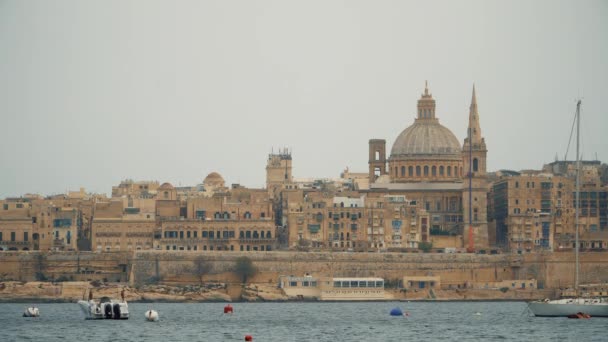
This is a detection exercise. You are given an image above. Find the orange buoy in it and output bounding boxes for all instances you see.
[244,335,253,341]
[224,304,234,314]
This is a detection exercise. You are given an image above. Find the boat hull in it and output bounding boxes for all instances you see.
[529,299,608,317]
[77,300,129,320]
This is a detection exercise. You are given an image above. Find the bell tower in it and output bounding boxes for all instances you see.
[463,85,487,176]
[462,85,489,250]
[266,148,292,196]
[368,139,387,183]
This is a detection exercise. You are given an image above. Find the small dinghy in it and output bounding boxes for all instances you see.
[145,309,159,322]
[23,307,39,317]
[567,312,591,319]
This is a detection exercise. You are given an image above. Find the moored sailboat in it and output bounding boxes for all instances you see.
[528,100,608,317]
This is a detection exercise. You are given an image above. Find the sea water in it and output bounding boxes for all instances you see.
[2,301,605,341]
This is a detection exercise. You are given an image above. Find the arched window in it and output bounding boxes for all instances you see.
[401,166,405,177]
[375,151,380,160]
[416,166,421,176]
[473,158,479,172]
[163,191,169,199]
[244,211,252,219]
[395,167,398,176]
[408,166,413,177]
[460,167,463,177]
[223,212,230,219]
[267,231,272,238]
[447,166,452,176]
[439,166,444,176]
[260,231,265,238]
[424,166,429,176]
[432,166,437,176]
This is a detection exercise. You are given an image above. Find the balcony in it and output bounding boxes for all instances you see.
[238,238,274,243]
[1,240,31,246]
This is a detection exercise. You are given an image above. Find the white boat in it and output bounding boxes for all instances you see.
[529,298,608,317]
[528,100,608,318]
[77,296,129,320]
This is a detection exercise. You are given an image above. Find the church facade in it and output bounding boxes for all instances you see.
[366,83,489,249]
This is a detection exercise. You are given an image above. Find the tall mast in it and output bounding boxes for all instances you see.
[575,99,581,291]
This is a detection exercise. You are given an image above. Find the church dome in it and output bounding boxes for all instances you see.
[203,172,225,188]
[390,120,461,159]
[390,83,461,161]
[158,182,174,190]
[386,82,465,183]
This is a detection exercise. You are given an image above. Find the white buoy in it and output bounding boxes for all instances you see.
[145,309,159,322]
[23,307,40,317]
[474,312,482,316]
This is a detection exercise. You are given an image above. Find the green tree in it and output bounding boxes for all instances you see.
[193,255,213,285]
[234,256,256,283]
[418,242,433,253]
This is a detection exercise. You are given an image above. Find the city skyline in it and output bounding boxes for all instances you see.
[1,0,607,197]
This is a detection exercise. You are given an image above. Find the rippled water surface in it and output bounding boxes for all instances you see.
[2,302,606,341]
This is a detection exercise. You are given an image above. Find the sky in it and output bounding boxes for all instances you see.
[0,0,607,197]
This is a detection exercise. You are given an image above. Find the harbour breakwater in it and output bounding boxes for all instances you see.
[1,251,607,295]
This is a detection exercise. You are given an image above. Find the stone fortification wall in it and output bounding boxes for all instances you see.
[518,252,608,288]
[1,251,607,291]
[0,251,130,282]
[130,251,516,287]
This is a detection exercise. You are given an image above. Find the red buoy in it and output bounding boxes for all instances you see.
[224,304,233,314]
[244,335,253,341]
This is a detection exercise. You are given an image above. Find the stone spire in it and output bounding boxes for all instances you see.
[467,84,482,144]
[417,81,436,120]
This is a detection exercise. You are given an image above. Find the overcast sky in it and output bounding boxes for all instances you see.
[1,0,606,197]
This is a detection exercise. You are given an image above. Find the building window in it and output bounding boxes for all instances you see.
[424,166,429,176]
[473,158,479,172]
[447,166,452,176]
[24,232,28,241]
[408,166,413,177]
[439,166,444,176]
[401,166,405,177]
[11,232,16,241]
[432,166,437,176]
[416,166,421,177]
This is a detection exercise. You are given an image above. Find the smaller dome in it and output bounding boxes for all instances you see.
[159,182,174,190]
[204,172,225,188]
